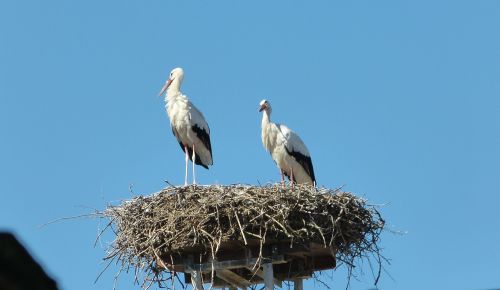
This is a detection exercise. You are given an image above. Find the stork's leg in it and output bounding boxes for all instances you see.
[280,169,285,189]
[184,145,189,186]
[290,168,295,189]
[192,144,196,185]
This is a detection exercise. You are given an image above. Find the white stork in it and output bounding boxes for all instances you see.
[259,99,316,186]
[158,67,213,185]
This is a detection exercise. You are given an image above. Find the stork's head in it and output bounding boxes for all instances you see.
[259,99,272,114]
[158,67,184,96]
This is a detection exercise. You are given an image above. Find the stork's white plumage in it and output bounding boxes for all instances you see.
[159,68,213,185]
[259,99,316,186]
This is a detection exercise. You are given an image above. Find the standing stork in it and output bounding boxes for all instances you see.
[259,99,316,186]
[158,67,213,185]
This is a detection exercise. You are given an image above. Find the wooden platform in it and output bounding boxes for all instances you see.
[157,240,336,289]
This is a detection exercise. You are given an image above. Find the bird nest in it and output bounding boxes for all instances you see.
[99,184,385,288]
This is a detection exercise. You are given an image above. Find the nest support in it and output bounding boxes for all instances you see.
[179,241,336,289]
[100,184,385,289]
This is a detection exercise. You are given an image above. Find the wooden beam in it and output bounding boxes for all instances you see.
[293,278,303,290]
[185,255,286,273]
[245,267,282,288]
[216,269,251,289]
[191,271,203,290]
[262,263,274,290]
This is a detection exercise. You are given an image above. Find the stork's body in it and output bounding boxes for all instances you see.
[159,68,213,185]
[259,100,316,186]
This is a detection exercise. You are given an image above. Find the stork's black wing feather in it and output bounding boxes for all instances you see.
[191,124,212,167]
[191,125,212,156]
[285,147,316,184]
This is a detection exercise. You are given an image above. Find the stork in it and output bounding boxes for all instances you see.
[158,67,213,185]
[259,99,316,186]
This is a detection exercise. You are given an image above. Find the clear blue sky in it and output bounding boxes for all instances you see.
[1,1,499,289]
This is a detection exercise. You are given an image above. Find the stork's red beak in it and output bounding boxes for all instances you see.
[259,104,266,112]
[158,79,173,96]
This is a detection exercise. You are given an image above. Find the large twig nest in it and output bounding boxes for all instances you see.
[99,184,385,288]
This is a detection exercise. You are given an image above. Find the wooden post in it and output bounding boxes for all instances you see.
[191,271,203,290]
[293,278,303,290]
[262,263,274,290]
[187,254,203,290]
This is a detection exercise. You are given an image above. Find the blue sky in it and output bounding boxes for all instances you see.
[1,1,499,289]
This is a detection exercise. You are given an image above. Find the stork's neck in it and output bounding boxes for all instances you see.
[166,79,182,96]
[261,110,271,127]
[165,83,183,103]
[261,109,277,153]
